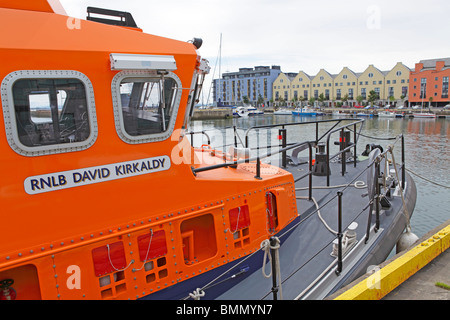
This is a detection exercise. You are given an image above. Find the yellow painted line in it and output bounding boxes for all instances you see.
[334,223,450,300]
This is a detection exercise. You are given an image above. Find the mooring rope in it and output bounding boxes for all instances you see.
[406,168,450,189]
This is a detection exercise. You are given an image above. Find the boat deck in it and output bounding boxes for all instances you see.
[217,153,416,300]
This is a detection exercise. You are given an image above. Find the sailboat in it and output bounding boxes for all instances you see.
[413,87,436,118]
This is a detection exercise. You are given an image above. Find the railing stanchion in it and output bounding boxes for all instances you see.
[340,128,346,176]
[255,156,262,180]
[308,142,313,201]
[353,123,357,168]
[401,134,405,189]
[375,160,380,232]
[336,191,343,275]
[279,128,287,168]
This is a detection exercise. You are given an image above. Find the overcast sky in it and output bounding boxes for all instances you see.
[59,0,450,102]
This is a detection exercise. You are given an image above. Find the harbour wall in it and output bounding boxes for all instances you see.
[191,109,232,120]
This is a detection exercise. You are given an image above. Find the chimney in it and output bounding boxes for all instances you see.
[436,61,445,72]
[415,63,423,72]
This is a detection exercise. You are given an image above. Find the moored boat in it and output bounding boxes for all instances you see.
[356,112,374,117]
[413,112,436,118]
[332,110,348,117]
[292,107,324,116]
[274,108,292,115]
[0,0,417,301]
[378,111,396,118]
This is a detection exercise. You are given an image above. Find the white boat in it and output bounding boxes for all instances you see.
[247,106,264,116]
[378,111,396,118]
[235,106,249,117]
[332,110,347,117]
[274,108,292,115]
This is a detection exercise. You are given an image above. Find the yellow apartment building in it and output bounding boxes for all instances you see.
[272,72,297,103]
[357,65,386,102]
[311,69,335,101]
[384,62,410,104]
[272,62,412,107]
[333,67,358,105]
[291,71,312,102]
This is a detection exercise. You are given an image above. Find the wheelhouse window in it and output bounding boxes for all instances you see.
[14,79,90,146]
[1,70,97,156]
[112,71,181,144]
[120,77,176,136]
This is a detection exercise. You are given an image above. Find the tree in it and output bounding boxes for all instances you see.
[257,94,264,107]
[356,95,364,105]
[309,97,316,106]
[299,96,305,107]
[341,94,349,107]
[368,90,378,106]
[242,96,249,104]
[318,93,325,107]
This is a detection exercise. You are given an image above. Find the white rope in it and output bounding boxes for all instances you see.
[295,180,367,235]
[106,244,134,272]
[134,229,154,272]
[188,288,205,300]
[261,239,272,278]
[295,180,367,191]
[296,196,338,235]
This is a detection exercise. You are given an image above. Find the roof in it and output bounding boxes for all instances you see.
[419,57,450,70]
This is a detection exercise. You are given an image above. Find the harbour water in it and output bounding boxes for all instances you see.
[188,115,449,240]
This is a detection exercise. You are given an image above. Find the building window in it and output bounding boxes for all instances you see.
[361,88,366,99]
[1,70,97,156]
[112,71,181,144]
[388,87,394,98]
[348,88,354,99]
[336,89,341,100]
[420,78,427,99]
[396,71,402,76]
[368,73,374,78]
[442,77,449,98]
[402,86,408,97]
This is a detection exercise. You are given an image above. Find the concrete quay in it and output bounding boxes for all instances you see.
[328,220,450,300]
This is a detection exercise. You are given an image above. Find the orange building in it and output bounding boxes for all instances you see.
[409,58,450,107]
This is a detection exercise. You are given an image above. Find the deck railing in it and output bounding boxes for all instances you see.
[185,118,407,299]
